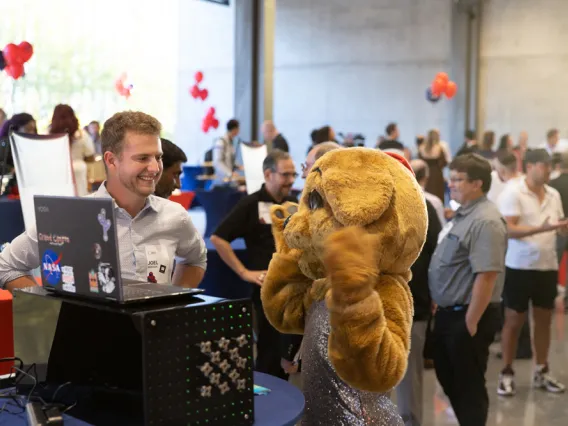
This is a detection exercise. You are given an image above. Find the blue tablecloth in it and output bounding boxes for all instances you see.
[0,372,304,426]
[195,189,246,237]
[199,238,252,300]
[0,199,25,245]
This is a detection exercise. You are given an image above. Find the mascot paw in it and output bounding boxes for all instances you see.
[270,202,298,255]
[324,227,377,291]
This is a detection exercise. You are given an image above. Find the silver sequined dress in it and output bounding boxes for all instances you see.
[301,299,403,426]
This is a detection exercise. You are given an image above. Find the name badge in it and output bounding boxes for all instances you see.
[258,202,274,225]
[145,245,170,284]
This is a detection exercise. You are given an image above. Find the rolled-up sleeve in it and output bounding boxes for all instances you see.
[0,226,40,288]
[468,219,508,274]
[175,211,207,270]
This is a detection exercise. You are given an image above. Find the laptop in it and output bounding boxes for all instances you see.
[33,195,204,304]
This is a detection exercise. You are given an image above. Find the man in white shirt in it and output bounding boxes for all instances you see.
[487,152,523,204]
[497,149,568,396]
[410,159,446,226]
[540,128,568,156]
[0,111,207,292]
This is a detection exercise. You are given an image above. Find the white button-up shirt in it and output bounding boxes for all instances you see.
[0,183,207,287]
[498,178,564,270]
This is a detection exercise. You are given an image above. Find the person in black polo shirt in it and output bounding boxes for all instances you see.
[210,150,298,378]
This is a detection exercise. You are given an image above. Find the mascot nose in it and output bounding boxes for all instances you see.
[283,213,294,229]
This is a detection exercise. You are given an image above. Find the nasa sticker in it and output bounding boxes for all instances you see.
[42,250,62,286]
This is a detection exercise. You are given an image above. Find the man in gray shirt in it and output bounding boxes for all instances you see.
[429,153,507,426]
[0,111,207,292]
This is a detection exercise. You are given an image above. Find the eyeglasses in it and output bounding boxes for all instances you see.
[276,172,298,179]
[449,177,467,183]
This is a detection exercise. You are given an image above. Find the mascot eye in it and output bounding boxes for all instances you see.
[308,190,324,210]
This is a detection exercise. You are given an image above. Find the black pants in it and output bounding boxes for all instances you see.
[251,288,288,380]
[433,305,498,426]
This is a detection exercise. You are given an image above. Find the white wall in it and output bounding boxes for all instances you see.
[479,0,568,146]
[175,0,235,164]
[273,0,454,166]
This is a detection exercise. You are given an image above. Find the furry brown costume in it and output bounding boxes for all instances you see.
[261,148,428,424]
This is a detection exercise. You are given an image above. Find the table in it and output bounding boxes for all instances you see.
[0,199,24,244]
[0,372,304,426]
[195,189,246,237]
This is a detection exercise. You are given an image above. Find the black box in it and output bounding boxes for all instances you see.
[13,287,254,426]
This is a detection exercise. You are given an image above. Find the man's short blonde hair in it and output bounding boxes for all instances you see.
[101,111,162,155]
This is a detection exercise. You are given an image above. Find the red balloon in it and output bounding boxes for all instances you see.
[5,63,24,79]
[195,71,204,83]
[431,78,447,97]
[435,72,449,83]
[190,85,200,99]
[199,89,208,101]
[445,81,458,99]
[207,107,216,116]
[212,119,219,129]
[18,42,33,63]
[3,43,22,65]
[201,121,210,133]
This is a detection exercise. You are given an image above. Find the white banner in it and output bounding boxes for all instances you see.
[240,144,267,195]
[10,132,76,231]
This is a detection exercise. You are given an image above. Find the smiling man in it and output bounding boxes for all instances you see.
[154,138,187,199]
[0,111,207,292]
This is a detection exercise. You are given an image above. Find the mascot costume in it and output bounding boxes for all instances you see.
[261,148,427,425]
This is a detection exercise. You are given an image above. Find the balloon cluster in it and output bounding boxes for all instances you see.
[190,71,209,101]
[1,42,34,80]
[202,107,220,133]
[115,73,133,99]
[426,72,457,103]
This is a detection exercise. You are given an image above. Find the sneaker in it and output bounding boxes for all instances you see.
[498,371,516,396]
[533,366,566,393]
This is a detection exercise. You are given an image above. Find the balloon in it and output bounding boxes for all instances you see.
[425,87,440,103]
[207,107,216,116]
[212,119,219,129]
[18,42,33,63]
[199,89,208,101]
[6,63,24,79]
[201,121,210,133]
[445,81,458,99]
[435,72,449,83]
[195,71,204,83]
[431,78,447,97]
[189,85,200,99]
[3,43,22,65]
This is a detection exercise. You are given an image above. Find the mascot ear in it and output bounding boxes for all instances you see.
[320,167,394,227]
[384,152,415,176]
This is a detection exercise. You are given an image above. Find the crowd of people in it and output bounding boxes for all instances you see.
[1,107,567,425]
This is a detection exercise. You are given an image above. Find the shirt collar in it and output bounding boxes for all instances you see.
[518,177,553,198]
[456,195,487,217]
[95,181,158,213]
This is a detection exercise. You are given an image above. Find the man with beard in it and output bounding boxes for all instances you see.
[211,149,298,378]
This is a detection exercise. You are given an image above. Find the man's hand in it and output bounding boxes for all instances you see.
[465,315,478,337]
[281,358,299,374]
[240,270,267,286]
[540,216,568,233]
